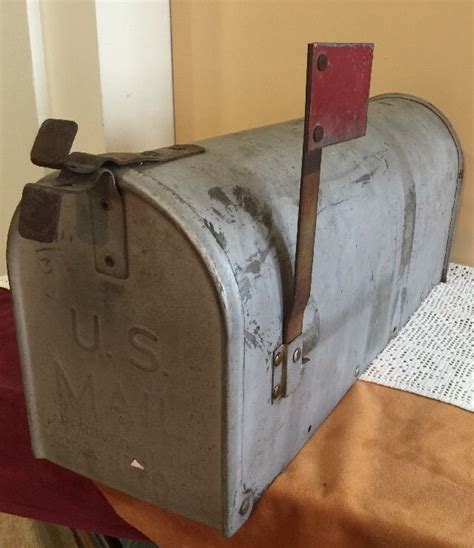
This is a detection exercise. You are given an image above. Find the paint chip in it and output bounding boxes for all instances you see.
[130,458,145,471]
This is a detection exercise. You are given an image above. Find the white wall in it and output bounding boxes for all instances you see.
[95,0,174,151]
[0,0,175,275]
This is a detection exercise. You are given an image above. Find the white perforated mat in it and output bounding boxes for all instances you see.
[361,263,473,412]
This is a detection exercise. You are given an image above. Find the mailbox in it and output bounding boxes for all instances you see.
[7,43,463,536]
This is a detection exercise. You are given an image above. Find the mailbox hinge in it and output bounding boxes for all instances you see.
[30,118,204,175]
[271,335,304,402]
[88,169,129,279]
[20,118,205,278]
[19,168,129,280]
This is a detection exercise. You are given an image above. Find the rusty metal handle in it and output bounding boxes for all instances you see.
[30,118,204,174]
[284,156,321,343]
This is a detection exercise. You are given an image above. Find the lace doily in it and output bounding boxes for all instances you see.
[362,263,473,412]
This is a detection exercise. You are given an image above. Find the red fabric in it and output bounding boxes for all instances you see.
[0,288,147,540]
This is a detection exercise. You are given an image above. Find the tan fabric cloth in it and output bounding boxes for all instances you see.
[97,382,474,547]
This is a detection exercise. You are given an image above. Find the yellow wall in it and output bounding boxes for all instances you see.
[171,0,473,265]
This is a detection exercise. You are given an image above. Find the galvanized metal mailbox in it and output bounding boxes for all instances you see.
[7,43,463,536]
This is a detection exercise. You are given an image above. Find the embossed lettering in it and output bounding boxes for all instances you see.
[54,359,96,417]
[110,384,128,411]
[36,247,61,274]
[129,326,160,372]
[71,308,100,352]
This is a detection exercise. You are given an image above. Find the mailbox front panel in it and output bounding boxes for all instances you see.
[8,190,228,529]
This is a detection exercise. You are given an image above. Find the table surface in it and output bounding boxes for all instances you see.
[98,380,473,547]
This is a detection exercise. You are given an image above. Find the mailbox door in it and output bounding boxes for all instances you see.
[9,186,229,530]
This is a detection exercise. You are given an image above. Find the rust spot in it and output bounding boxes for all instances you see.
[232,185,293,316]
[208,187,234,211]
[203,219,227,250]
[232,186,272,231]
[352,167,377,185]
[245,260,261,276]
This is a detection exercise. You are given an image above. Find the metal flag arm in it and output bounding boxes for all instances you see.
[272,42,374,402]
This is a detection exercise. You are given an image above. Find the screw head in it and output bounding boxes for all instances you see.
[239,491,253,515]
[272,384,282,399]
[354,366,360,377]
[316,53,328,71]
[274,351,283,367]
[293,347,302,363]
[313,125,324,143]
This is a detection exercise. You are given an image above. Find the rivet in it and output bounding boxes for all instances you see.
[239,495,251,515]
[104,255,115,268]
[100,199,111,211]
[272,384,282,399]
[316,53,328,71]
[354,366,360,377]
[313,125,324,143]
[293,347,302,363]
[239,489,253,516]
[274,351,283,367]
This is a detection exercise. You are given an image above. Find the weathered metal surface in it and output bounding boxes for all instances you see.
[88,170,128,279]
[373,94,465,283]
[9,187,229,531]
[8,95,463,536]
[30,118,204,174]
